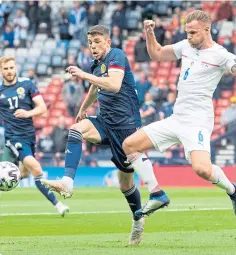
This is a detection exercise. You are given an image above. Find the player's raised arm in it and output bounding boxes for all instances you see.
[144,20,177,62]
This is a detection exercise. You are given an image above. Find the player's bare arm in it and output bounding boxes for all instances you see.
[76,84,98,122]
[14,95,47,118]
[66,66,124,93]
[144,20,177,62]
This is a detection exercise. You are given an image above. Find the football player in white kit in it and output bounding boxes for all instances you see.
[122,10,236,216]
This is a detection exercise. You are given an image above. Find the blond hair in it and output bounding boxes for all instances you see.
[0,56,15,68]
[87,25,110,37]
[185,10,212,24]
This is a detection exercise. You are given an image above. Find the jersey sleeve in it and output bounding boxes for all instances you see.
[220,50,236,73]
[172,40,187,59]
[27,81,40,99]
[108,51,125,74]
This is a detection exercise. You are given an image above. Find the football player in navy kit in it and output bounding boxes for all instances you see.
[0,56,69,216]
[43,25,164,245]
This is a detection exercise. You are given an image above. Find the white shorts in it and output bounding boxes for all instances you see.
[143,115,211,161]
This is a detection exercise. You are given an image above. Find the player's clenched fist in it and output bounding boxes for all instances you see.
[66,66,86,79]
[143,20,155,34]
[76,109,87,122]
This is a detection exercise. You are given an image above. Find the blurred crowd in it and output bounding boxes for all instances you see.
[0,0,236,166]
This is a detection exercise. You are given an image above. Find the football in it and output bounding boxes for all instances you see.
[0,161,21,191]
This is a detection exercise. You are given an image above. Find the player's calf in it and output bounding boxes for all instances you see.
[22,156,70,214]
[123,132,170,217]
[19,162,30,179]
[118,171,142,221]
[191,152,235,194]
[192,162,212,180]
[62,120,101,192]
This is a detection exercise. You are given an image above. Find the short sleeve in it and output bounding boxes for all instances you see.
[221,51,236,73]
[108,51,125,74]
[28,81,40,99]
[172,40,187,59]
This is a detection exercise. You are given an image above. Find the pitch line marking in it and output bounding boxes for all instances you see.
[0,207,231,217]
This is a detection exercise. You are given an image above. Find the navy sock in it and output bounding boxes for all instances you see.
[122,184,142,221]
[35,175,58,206]
[65,129,82,180]
[150,190,165,198]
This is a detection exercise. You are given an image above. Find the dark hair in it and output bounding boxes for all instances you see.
[87,25,110,37]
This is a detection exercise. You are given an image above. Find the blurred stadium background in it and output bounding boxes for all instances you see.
[1,1,236,255]
[1,0,236,188]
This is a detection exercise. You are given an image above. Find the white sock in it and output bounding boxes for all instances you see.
[62,176,74,190]
[211,164,235,195]
[55,201,63,209]
[127,153,158,192]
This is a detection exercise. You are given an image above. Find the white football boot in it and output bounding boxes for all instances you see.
[129,217,145,245]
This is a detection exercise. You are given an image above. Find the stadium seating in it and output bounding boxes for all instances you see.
[36,63,51,76]
[1,0,235,166]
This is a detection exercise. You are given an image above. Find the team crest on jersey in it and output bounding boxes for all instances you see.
[101,64,106,73]
[17,87,25,99]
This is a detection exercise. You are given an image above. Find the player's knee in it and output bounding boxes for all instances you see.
[70,123,81,132]
[122,137,135,155]
[70,124,86,139]
[192,163,211,179]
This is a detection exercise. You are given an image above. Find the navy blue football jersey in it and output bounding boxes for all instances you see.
[91,48,141,129]
[0,78,40,139]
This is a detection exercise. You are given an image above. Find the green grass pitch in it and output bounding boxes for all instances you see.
[0,187,236,255]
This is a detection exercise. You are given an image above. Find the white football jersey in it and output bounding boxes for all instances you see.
[172,39,236,131]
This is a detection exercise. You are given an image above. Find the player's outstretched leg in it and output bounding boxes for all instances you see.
[22,157,70,217]
[191,151,236,215]
[42,120,101,199]
[42,128,83,198]
[128,154,170,217]
[123,129,170,217]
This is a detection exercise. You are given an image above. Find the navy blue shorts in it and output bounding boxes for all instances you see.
[5,136,36,162]
[88,116,138,173]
